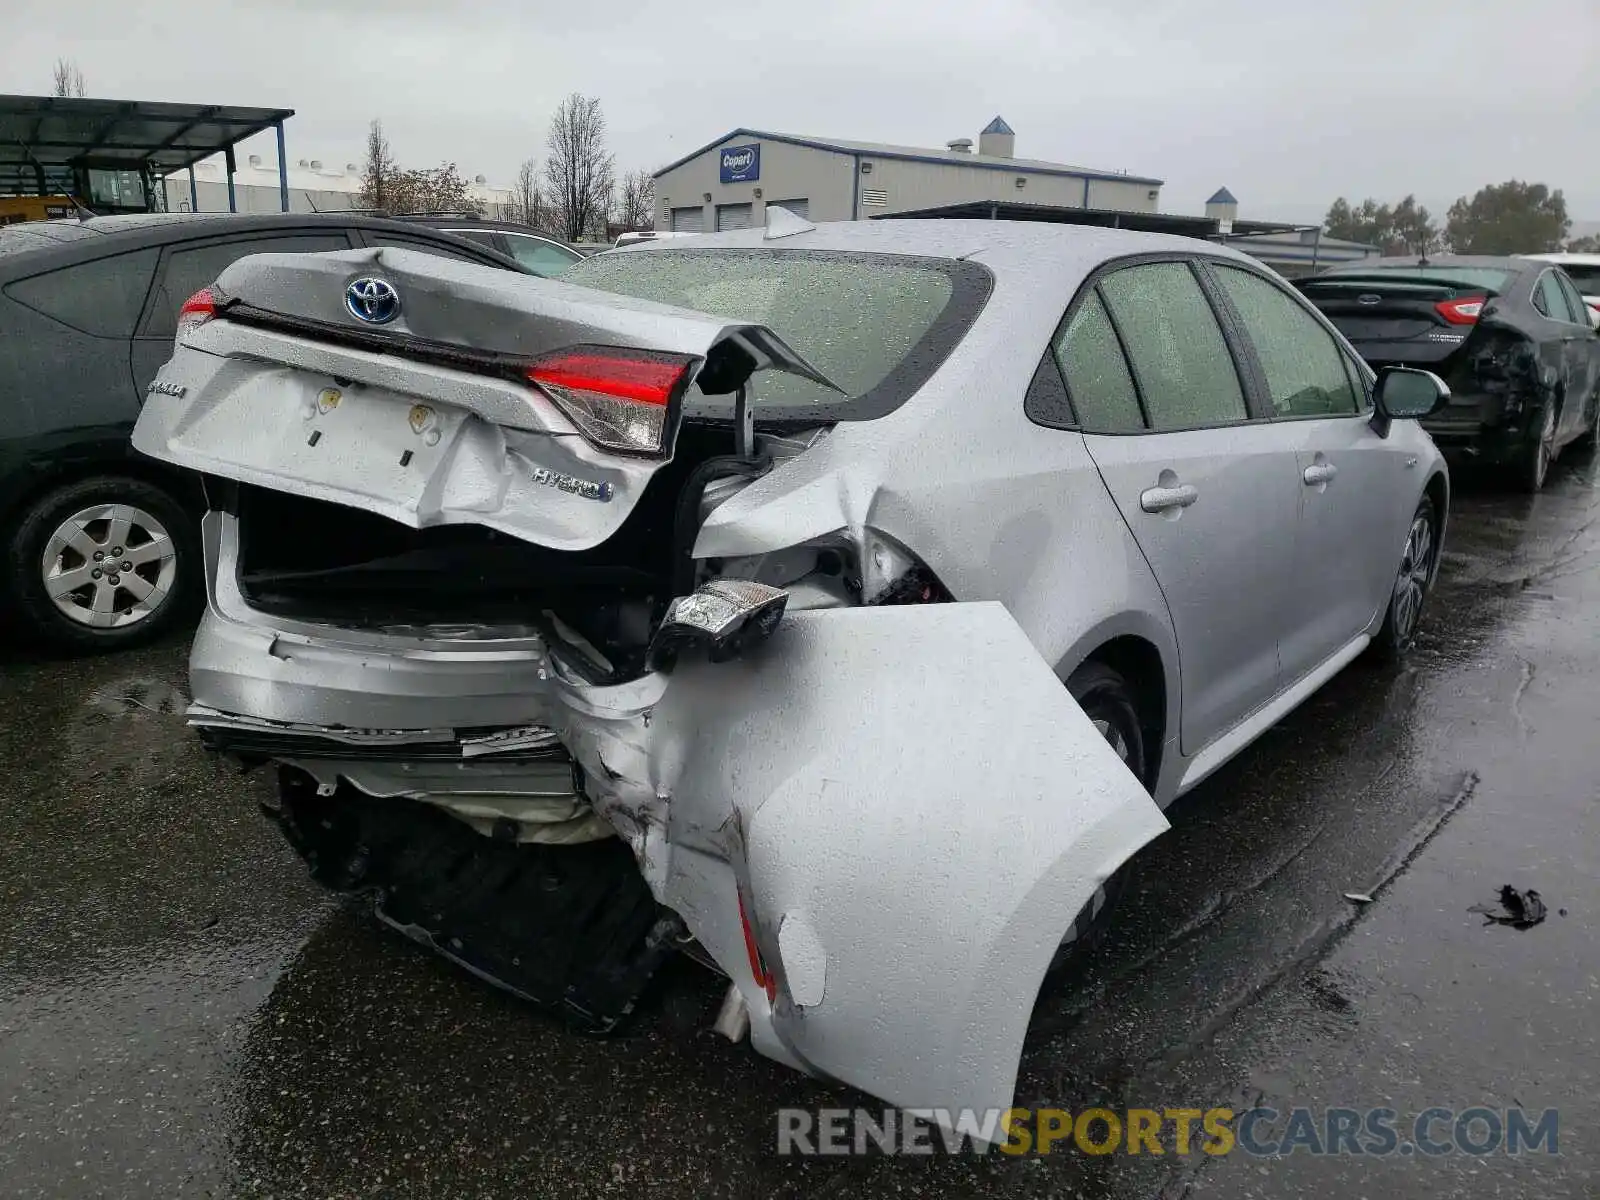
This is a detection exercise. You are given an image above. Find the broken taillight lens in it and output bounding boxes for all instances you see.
[175,285,229,348]
[526,346,693,457]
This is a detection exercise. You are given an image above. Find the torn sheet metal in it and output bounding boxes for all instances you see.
[551,601,1170,1128]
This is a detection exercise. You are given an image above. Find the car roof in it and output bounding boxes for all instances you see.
[0,210,526,273]
[1520,251,1600,267]
[603,218,1265,286]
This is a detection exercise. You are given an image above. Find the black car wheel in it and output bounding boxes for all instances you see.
[4,475,198,653]
[1519,401,1558,492]
[1370,495,1438,663]
[1047,661,1148,975]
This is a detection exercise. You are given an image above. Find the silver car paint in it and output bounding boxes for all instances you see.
[132,219,1446,1133]
[133,247,831,553]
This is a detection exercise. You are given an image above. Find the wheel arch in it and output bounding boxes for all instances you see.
[1058,622,1174,795]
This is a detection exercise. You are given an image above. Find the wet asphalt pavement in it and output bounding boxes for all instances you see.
[2,457,1597,1199]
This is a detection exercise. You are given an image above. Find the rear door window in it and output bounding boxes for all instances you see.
[1099,262,1248,430]
[144,233,353,336]
[1554,273,1591,325]
[1534,272,1570,322]
[1051,290,1143,432]
[1211,264,1359,418]
[5,248,160,338]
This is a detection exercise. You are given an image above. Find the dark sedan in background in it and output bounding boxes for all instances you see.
[1300,256,1600,490]
[0,213,528,652]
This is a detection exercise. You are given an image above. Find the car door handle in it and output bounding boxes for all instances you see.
[1303,462,1338,486]
[1140,483,1199,513]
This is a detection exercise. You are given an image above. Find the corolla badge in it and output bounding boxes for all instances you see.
[1357,293,1382,306]
[345,277,401,324]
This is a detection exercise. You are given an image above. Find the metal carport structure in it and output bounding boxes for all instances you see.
[0,94,295,215]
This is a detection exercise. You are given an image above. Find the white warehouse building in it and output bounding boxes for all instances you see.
[160,154,514,216]
[651,117,1163,232]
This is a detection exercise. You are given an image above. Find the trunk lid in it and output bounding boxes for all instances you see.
[1297,273,1492,370]
[131,246,831,553]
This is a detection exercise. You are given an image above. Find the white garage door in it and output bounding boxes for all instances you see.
[670,206,705,233]
[716,203,753,231]
[769,198,809,220]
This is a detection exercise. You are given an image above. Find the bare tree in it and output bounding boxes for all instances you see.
[502,158,543,227]
[52,58,87,98]
[616,169,656,231]
[544,94,615,243]
[358,119,400,212]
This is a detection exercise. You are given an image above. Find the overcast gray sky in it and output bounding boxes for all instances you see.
[6,0,1598,223]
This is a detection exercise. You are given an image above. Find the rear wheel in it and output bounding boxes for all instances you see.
[1047,661,1148,974]
[1369,495,1438,663]
[1573,386,1600,452]
[1518,401,1558,492]
[4,475,198,653]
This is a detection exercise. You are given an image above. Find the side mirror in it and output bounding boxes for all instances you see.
[1374,367,1449,420]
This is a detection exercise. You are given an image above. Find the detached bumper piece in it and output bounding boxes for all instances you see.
[270,767,680,1033]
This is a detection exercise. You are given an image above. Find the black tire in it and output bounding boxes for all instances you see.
[4,475,199,654]
[1572,387,1600,453]
[1047,661,1149,975]
[1369,495,1438,664]
[1517,401,1558,492]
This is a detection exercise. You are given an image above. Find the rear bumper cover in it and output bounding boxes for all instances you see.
[189,511,1170,1140]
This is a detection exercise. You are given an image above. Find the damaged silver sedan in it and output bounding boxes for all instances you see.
[132,211,1450,1131]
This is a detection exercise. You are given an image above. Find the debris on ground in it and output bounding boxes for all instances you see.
[1468,885,1548,930]
[1343,892,1374,904]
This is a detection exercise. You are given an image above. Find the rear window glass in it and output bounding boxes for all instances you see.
[1316,266,1514,293]
[563,248,991,421]
[5,247,159,338]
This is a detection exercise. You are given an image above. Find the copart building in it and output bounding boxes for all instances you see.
[651,117,1380,275]
[651,117,1161,231]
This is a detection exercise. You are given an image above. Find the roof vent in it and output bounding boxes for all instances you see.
[475,174,486,184]
[297,158,310,168]
[310,159,323,170]
[346,162,358,173]
[947,138,974,154]
[247,154,262,168]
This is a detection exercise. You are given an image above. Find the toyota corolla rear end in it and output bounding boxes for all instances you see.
[1298,262,1548,462]
[130,231,1169,1136]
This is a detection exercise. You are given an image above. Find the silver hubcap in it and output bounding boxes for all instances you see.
[1391,513,1434,642]
[41,503,177,629]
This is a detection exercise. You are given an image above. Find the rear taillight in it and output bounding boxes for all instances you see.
[176,286,219,341]
[526,346,693,457]
[1434,296,1485,325]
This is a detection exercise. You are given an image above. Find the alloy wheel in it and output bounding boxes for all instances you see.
[1391,512,1435,644]
[40,503,178,629]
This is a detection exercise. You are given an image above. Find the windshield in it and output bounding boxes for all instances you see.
[563,247,991,421]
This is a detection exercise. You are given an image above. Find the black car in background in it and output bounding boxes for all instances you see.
[393,215,585,276]
[1299,256,1600,491]
[0,213,527,652]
